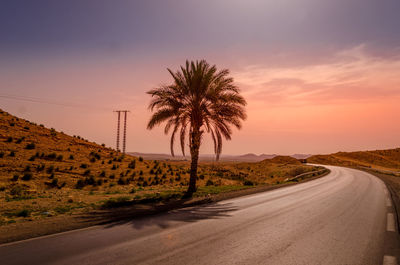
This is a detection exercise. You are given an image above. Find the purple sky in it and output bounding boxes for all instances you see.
[1,0,400,155]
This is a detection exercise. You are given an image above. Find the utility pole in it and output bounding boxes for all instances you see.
[114,110,130,153]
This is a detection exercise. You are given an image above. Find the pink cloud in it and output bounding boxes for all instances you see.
[233,45,400,107]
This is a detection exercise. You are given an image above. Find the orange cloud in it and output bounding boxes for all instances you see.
[233,45,400,107]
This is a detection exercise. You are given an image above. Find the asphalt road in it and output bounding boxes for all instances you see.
[0,166,398,265]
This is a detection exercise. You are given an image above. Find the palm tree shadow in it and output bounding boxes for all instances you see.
[78,200,238,231]
[128,202,238,230]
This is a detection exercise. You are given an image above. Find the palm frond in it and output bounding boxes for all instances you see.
[147,59,247,160]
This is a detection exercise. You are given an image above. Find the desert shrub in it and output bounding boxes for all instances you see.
[83,169,91,176]
[0,186,5,191]
[48,173,55,179]
[46,178,58,188]
[46,165,54,174]
[199,174,205,180]
[0,152,4,158]
[75,179,85,189]
[99,171,106,177]
[90,157,96,163]
[69,154,74,160]
[24,165,31,172]
[111,164,117,170]
[76,176,97,188]
[90,152,101,160]
[80,163,88,169]
[46,153,57,160]
[9,151,15,157]
[128,160,136,169]
[16,209,30,217]
[139,170,143,175]
[37,164,45,171]
[28,155,36,161]
[22,173,33,181]
[243,180,254,186]
[16,137,24,144]
[109,174,115,179]
[117,178,126,185]
[97,179,103,186]
[11,174,19,181]
[50,128,57,136]
[6,137,13,143]
[206,179,214,186]
[56,155,63,161]
[142,180,148,187]
[23,126,30,130]
[138,156,143,162]
[25,143,35,149]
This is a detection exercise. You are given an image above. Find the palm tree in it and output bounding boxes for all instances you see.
[147,60,247,195]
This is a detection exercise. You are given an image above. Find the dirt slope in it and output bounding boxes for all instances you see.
[308,148,400,171]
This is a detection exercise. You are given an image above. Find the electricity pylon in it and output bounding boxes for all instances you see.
[114,110,129,153]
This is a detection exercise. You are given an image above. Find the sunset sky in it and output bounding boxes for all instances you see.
[1,0,399,155]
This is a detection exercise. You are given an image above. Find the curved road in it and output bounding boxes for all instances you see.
[0,166,398,264]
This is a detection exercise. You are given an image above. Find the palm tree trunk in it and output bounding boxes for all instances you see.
[187,128,201,195]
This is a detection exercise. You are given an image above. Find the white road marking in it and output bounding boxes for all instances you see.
[387,213,396,232]
[383,255,397,265]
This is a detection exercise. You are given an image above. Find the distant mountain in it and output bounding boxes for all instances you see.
[262,155,302,164]
[128,152,312,162]
[291,154,312,159]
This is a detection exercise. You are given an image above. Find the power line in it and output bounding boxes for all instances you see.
[0,93,112,111]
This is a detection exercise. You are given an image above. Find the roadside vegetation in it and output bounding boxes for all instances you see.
[0,108,324,226]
